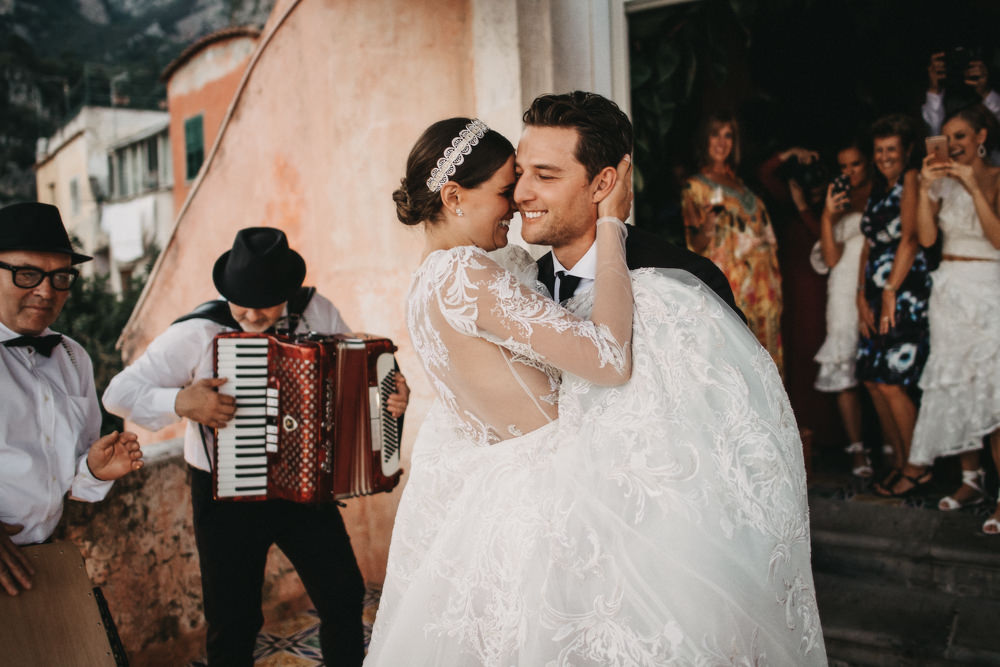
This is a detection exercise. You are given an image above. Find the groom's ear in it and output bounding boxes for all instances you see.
[590,165,618,204]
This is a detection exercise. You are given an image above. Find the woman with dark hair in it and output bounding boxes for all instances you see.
[857,114,933,498]
[813,138,874,476]
[366,115,825,665]
[682,111,784,371]
[904,105,1000,533]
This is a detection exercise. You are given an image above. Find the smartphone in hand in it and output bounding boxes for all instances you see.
[926,135,949,164]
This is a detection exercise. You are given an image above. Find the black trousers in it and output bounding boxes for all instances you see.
[190,468,364,667]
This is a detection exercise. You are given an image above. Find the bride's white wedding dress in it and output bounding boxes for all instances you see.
[365,234,826,666]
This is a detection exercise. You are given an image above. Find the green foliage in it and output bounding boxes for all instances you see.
[628,0,756,242]
[54,272,145,433]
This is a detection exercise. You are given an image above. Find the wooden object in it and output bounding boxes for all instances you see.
[0,541,117,666]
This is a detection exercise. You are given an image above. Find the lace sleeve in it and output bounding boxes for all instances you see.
[438,222,633,386]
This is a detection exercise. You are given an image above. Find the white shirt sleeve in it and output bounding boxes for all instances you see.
[102,320,219,430]
[69,343,114,502]
[922,91,944,135]
[299,292,350,335]
[983,90,1000,122]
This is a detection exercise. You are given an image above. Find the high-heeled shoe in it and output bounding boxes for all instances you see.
[938,468,985,511]
[845,442,872,478]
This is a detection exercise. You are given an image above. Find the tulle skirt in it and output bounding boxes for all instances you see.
[366,270,826,666]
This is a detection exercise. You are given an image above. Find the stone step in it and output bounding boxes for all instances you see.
[815,572,1000,666]
[809,495,1000,600]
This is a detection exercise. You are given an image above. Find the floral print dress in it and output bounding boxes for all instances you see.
[856,180,931,388]
[683,175,783,373]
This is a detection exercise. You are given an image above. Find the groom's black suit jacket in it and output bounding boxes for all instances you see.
[536,226,745,323]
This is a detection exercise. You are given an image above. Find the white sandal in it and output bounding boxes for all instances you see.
[938,468,985,511]
[845,442,872,478]
[983,516,1000,535]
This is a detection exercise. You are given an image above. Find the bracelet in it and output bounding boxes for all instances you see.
[857,285,865,293]
[883,284,896,294]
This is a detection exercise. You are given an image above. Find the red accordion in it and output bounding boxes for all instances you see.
[212,332,403,502]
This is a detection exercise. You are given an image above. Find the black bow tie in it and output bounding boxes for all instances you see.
[555,271,582,303]
[4,334,63,357]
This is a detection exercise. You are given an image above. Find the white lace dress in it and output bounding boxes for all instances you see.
[812,212,864,392]
[365,239,826,666]
[909,177,1000,465]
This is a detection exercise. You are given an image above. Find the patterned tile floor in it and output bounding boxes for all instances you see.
[188,586,381,666]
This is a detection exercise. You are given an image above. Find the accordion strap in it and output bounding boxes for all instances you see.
[172,287,316,332]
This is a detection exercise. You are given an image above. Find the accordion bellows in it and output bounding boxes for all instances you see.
[212,332,403,502]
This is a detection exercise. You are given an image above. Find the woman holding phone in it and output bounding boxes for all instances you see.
[856,115,932,498]
[813,138,873,477]
[904,105,1000,534]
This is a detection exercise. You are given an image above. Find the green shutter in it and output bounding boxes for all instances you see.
[184,115,204,180]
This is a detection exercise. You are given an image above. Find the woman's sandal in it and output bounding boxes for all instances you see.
[984,517,1000,535]
[874,470,932,498]
[877,468,902,491]
[845,442,873,478]
[938,468,985,511]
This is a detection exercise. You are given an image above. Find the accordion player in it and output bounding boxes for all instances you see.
[212,331,403,502]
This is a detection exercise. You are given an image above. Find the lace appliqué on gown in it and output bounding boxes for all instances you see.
[369,262,826,666]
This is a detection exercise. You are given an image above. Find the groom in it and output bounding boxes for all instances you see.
[515,91,743,320]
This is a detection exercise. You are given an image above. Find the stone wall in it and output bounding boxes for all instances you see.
[56,447,312,666]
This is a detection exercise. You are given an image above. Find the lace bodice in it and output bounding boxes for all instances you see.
[406,227,632,447]
[930,176,1000,260]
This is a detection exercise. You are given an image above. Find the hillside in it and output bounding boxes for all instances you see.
[0,0,274,203]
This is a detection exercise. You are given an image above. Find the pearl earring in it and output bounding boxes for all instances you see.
[456,208,465,217]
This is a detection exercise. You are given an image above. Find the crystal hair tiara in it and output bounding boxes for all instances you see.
[426,119,490,192]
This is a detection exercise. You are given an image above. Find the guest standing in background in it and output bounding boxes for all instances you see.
[682,111,784,372]
[903,105,1000,533]
[856,115,932,497]
[813,139,874,477]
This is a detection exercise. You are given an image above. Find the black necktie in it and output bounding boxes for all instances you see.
[555,271,582,303]
[3,334,63,357]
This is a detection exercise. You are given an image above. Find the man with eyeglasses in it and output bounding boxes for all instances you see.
[0,202,144,597]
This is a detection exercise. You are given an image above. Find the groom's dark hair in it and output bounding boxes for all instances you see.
[523,91,633,180]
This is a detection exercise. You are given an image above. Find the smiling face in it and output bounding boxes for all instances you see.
[873,135,906,184]
[707,123,735,166]
[229,302,286,332]
[514,125,600,266]
[0,250,73,335]
[456,155,516,252]
[837,147,870,189]
[942,116,987,165]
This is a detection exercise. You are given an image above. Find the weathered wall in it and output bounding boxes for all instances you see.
[57,451,310,666]
[166,34,258,212]
[121,0,477,588]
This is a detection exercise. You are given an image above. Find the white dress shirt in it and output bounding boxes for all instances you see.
[102,294,350,472]
[551,241,598,301]
[0,321,111,545]
[923,89,1000,136]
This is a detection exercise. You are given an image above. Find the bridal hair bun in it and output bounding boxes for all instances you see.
[395,117,515,226]
[393,178,424,226]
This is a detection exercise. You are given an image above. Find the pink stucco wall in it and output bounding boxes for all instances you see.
[121,0,476,585]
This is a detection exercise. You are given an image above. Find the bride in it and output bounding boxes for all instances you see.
[365,117,826,666]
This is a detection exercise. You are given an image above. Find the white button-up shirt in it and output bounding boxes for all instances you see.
[102,294,349,472]
[551,241,598,301]
[0,322,111,545]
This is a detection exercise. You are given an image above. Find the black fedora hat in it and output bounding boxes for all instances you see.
[213,227,306,308]
[0,202,92,264]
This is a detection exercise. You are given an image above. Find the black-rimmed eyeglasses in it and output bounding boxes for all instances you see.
[0,260,79,291]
